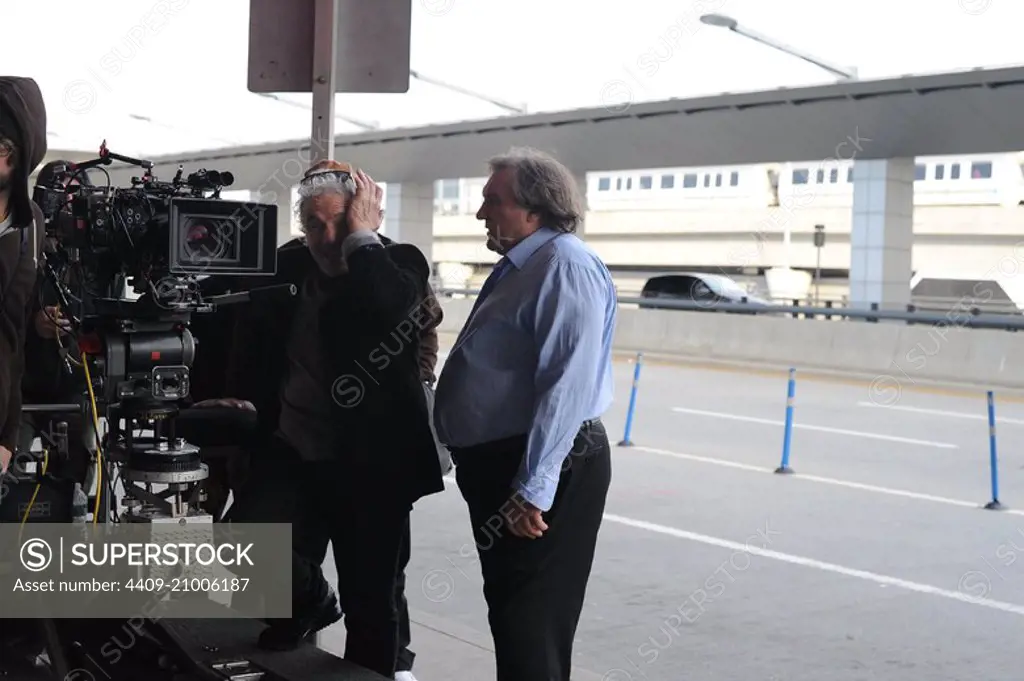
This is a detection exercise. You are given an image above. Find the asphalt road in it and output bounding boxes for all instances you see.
[317,352,1024,681]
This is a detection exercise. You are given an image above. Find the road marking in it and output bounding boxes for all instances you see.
[671,406,958,449]
[629,445,1024,516]
[602,513,1024,618]
[857,401,1024,426]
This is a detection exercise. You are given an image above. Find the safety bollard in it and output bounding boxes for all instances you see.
[617,352,643,447]
[984,390,1005,510]
[775,368,796,474]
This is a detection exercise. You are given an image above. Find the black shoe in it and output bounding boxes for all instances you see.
[257,590,343,651]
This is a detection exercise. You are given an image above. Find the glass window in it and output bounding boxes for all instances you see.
[703,174,711,188]
[950,163,961,179]
[815,169,824,183]
[639,175,653,190]
[971,162,993,179]
[626,177,633,190]
[729,171,739,186]
[597,177,611,191]
[792,169,809,184]
[934,165,944,180]
[914,164,926,181]
[829,168,838,183]
[660,174,674,189]
[847,168,853,182]
[714,173,722,187]
[682,173,697,188]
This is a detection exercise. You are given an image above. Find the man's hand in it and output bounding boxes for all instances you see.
[0,445,12,476]
[502,492,548,539]
[34,306,70,339]
[345,170,383,234]
[191,398,256,411]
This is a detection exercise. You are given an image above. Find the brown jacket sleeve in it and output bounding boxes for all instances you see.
[418,282,443,384]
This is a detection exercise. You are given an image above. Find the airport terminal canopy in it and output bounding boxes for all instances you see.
[92,64,1024,188]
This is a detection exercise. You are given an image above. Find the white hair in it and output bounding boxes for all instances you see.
[295,172,357,231]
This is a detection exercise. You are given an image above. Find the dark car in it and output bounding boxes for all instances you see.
[638,273,773,311]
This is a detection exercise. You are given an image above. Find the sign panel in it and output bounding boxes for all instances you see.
[247,0,412,93]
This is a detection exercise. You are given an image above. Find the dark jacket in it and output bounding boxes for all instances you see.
[189,235,445,503]
[0,76,47,451]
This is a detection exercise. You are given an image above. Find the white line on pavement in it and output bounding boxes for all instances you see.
[602,513,1024,618]
[630,445,1024,515]
[856,401,1024,426]
[671,406,958,449]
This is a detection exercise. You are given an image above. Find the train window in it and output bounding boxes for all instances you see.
[792,169,809,184]
[914,164,926,181]
[639,175,653,190]
[616,178,622,190]
[626,177,633,190]
[934,165,945,180]
[714,173,722,187]
[682,173,697,188]
[950,163,961,179]
[660,174,675,189]
[597,177,611,191]
[815,169,824,183]
[729,171,739,186]
[971,162,993,179]
[829,168,838,183]
[703,174,711,188]
[847,168,853,182]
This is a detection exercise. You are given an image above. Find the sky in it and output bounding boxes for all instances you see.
[3,0,1023,159]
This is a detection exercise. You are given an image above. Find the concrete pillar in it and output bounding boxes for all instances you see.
[848,158,914,309]
[383,182,435,271]
[574,173,588,235]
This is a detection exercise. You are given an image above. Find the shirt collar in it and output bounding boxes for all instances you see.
[503,227,560,270]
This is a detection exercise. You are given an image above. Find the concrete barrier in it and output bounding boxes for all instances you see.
[438,299,1024,389]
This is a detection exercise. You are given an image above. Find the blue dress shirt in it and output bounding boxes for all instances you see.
[434,227,617,511]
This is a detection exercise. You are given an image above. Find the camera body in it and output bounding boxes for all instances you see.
[25,144,285,525]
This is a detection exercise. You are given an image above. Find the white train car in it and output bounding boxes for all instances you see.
[775,153,1024,209]
[430,152,1024,218]
[586,165,775,211]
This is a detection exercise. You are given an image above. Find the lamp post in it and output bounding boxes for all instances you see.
[409,69,528,115]
[698,14,859,81]
[700,13,857,285]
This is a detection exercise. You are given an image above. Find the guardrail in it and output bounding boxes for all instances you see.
[437,288,1024,331]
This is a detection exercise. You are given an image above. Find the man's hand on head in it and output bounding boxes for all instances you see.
[345,170,384,234]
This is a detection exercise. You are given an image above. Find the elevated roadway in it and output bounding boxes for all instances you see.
[97,65,1024,188]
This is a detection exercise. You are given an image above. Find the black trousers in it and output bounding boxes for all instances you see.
[453,419,612,681]
[230,437,411,678]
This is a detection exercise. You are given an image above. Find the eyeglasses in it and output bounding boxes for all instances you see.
[299,169,352,188]
[0,138,15,160]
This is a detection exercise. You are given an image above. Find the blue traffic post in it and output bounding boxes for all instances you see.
[618,352,643,447]
[984,390,1005,510]
[775,368,796,474]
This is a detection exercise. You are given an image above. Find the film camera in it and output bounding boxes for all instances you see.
[23,142,294,528]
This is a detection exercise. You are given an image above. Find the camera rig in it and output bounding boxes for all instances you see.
[28,142,293,527]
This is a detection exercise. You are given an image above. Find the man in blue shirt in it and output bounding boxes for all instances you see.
[434,147,616,681]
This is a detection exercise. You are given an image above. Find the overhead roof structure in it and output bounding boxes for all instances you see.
[99,64,1024,190]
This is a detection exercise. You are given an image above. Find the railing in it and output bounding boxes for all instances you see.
[436,288,1024,331]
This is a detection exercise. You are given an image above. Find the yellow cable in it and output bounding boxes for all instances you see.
[19,448,49,528]
[81,353,104,525]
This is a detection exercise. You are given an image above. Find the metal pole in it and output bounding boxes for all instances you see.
[409,69,528,114]
[617,352,643,447]
[814,247,822,305]
[732,24,858,80]
[984,391,1005,510]
[310,0,340,164]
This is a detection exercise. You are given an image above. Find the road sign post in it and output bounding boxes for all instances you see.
[248,0,412,163]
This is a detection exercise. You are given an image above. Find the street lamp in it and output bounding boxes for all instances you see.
[699,13,859,81]
[254,93,380,131]
[410,69,528,115]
